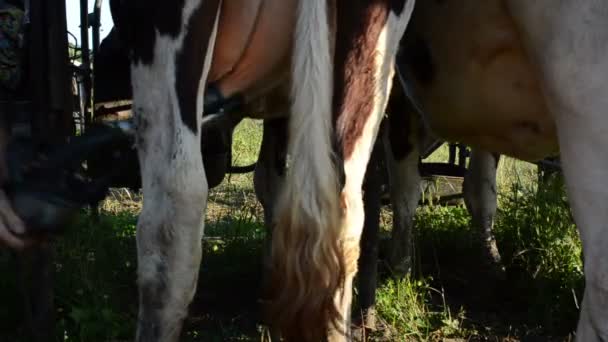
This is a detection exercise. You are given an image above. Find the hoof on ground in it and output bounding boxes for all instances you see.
[351,308,378,342]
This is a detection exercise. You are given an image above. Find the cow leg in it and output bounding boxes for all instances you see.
[331,3,415,340]
[353,133,384,337]
[384,115,421,278]
[463,150,505,277]
[254,118,288,228]
[255,117,287,284]
[508,1,608,340]
[254,118,287,342]
[268,1,413,340]
[126,2,222,341]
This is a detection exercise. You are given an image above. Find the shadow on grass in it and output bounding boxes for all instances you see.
[0,204,269,341]
[0,174,582,341]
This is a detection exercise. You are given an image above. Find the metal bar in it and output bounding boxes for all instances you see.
[90,0,104,127]
[47,0,73,139]
[79,0,92,130]
[27,0,49,144]
[457,143,468,168]
[228,162,257,174]
[79,0,89,67]
[448,143,456,165]
[92,0,102,57]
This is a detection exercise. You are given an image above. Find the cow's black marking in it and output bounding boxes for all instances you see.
[175,0,221,133]
[389,0,409,16]
[492,153,500,170]
[401,36,435,86]
[271,118,288,177]
[110,0,186,65]
[386,75,413,161]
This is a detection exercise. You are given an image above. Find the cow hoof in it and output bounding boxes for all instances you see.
[387,254,412,278]
[482,240,506,280]
[351,308,377,342]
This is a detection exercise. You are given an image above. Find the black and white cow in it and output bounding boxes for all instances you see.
[229,2,608,341]
[251,81,505,333]
[111,0,413,341]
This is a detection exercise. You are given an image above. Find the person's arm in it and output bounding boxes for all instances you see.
[0,120,28,249]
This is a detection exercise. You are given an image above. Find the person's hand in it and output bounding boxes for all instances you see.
[0,119,34,250]
[0,187,30,249]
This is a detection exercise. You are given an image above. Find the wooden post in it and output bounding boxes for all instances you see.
[28,0,73,143]
[18,1,74,340]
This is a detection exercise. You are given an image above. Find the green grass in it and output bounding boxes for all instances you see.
[0,119,583,341]
[374,276,468,341]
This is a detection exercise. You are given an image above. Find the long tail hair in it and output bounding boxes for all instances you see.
[268,0,345,340]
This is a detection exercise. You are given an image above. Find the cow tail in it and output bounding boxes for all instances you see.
[268,0,344,340]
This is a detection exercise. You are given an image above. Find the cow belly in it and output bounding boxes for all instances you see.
[209,0,264,82]
[402,0,559,161]
[209,0,295,99]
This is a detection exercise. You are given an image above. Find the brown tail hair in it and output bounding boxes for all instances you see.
[267,0,345,340]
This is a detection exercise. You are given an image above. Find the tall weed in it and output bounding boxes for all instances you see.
[495,174,583,333]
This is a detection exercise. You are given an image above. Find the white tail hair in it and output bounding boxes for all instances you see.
[268,0,345,340]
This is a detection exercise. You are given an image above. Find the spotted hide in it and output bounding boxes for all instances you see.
[111,0,413,341]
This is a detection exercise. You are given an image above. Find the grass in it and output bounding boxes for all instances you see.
[0,119,583,341]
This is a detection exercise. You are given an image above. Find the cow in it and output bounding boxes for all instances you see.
[228,1,608,341]
[381,71,504,278]
[104,0,608,341]
[251,85,505,334]
[110,0,414,341]
[395,1,608,341]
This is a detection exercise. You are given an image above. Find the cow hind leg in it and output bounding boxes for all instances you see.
[331,2,415,340]
[463,149,505,278]
[255,117,288,285]
[128,1,221,341]
[255,117,288,275]
[352,134,385,337]
[254,118,287,341]
[268,0,414,340]
[384,117,421,278]
[254,118,288,229]
[508,1,608,340]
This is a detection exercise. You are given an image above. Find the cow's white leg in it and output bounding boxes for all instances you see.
[268,1,413,340]
[508,1,608,340]
[127,1,221,341]
[330,4,415,341]
[383,119,421,277]
[353,133,385,335]
[463,149,504,276]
